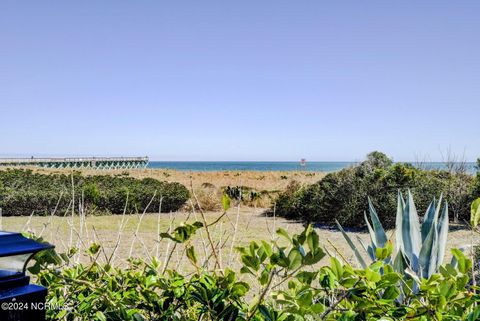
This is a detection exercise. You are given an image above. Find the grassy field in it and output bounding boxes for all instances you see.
[3,207,478,273]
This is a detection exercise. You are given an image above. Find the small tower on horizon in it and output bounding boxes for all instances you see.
[300,158,306,168]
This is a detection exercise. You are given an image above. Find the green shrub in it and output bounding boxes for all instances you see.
[0,169,189,216]
[272,151,475,228]
[271,180,302,220]
[470,160,480,204]
[223,186,263,203]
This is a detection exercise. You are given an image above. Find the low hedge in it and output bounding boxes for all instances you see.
[272,151,479,228]
[0,169,189,216]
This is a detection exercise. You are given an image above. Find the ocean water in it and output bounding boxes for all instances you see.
[148,161,477,173]
[148,161,353,172]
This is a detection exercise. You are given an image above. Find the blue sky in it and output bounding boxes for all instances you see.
[0,1,479,161]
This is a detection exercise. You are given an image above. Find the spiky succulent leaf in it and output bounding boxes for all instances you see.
[401,190,422,272]
[356,235,368,252]
[421,194,443,243]
[364,212,377,248]
[436,201,449,270]
[404,268,422,285]
[367,197,387,248]
[357,235,376,261]
[421,199,436,242]
[393,250,407,274]
[395,191,405,253]
[335,220,367,268]
[419,220,438,279]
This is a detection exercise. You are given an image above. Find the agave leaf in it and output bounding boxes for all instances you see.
[404,267,422,285]
[368,197,387,248]
[422,194,443,242]
[418,220,438,279]
[335,220,367,268]
[364,211,377,247]
[402,190,422,267]
[356,235,369,252]
[367,246,376,262]
[357,235,375,261]
[429,234,439,278]
[395,191,405,253]
[436,201,449,269]
[393,250,407,274]
[421,198,437,242]
[407,190,422,254]
[450,256,457,269]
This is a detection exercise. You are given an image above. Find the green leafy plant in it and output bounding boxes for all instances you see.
[471,197,480,228]
[25,192,480,321]
[29,221,480,321]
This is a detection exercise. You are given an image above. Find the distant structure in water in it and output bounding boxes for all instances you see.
[0,156,149,170]
[300,158,306,168]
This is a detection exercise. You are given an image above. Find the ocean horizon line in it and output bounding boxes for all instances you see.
[148,160,477,163]
[147,160,477,174]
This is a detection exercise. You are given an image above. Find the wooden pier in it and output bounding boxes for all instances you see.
[0,157,149,170]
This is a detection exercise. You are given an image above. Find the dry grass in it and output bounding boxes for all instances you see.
[19,167,324,208]
[2,207,478,273]
[24,167,323,191]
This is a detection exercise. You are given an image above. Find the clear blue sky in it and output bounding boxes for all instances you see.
[1,1,479,161]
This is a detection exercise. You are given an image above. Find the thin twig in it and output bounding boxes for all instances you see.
[129,191,157,257]
[191,183,222,271]
[246,269,276,321]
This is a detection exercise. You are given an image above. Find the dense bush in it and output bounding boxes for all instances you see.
[272,151,479,228]
[471,158,480,202]
[0,169,189,216]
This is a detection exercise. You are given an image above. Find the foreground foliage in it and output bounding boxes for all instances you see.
[0,169,189,215]
[273,152,478,228]
[31,220,480,320]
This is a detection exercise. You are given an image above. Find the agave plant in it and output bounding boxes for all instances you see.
[337,190,449,280]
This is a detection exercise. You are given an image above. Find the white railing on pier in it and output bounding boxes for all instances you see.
[0,157,149,164]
